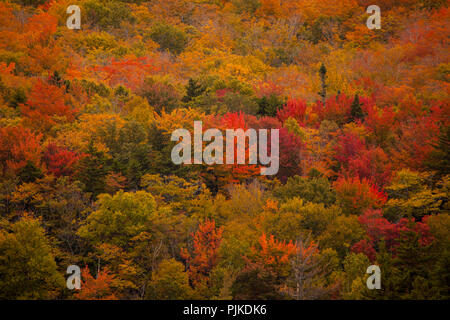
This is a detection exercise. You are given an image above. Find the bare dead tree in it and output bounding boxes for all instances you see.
[290,234,328,300]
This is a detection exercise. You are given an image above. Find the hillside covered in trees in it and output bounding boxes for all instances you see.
[0,0,449,300]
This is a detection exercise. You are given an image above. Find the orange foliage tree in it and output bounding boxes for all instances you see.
[20,80,76,131]
[93,56,159,91]
[74,265,117,300]
[249,234,297,269]
[181,219,223,287]
[333,176,387,215]
[0,126,42,173]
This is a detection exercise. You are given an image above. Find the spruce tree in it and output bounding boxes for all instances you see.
[426,126,450,176]
[256,94,285,117]
[77,141,108,199]
[318,63,327,105]
[18,160,43,183]
[350,94,364,121]
[182,78,205,103]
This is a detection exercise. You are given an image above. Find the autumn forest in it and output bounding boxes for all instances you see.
[0,0,449,300]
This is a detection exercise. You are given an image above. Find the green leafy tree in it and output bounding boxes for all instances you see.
[76,141,108,199]
[182,78,205,103]
[426,214,450,299]
[337,252,370,300]
[17,160,43,183]
[263,198,340,241]
[384,170,446,221]
[146,258,193,299]
[78,190,156,247]
[320,215,365,259]
[393,228,436,299]
[84,0,135,29]
[0,215,64,299]
[273,175,336,206]
[149,23,189,55]
[256,94,286,117]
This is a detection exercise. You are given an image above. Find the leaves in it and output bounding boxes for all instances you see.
[181,219,223,287]
[0,214,64,299]
[0,0,448,301]
[74,265,117,300]
[0,126,42,173]
[20,80,76,131]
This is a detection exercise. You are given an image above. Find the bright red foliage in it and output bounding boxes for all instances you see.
[244,114,304,182]
[278,127,304,182]
[313,94,353,125]
[352,209,434,261]
[277,98,307,125]
[181,219,223,286]
[347,147,392,187]
[364,104,397,145]
[334,132,392,186]
[334,131,366,166]
[394,104,448,169]
[42,143,84,177]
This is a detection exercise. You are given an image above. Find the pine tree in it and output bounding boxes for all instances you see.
[393,228,435,299]
[49,71,62,87]
[76,141,108,199]
[49,71,70,92]
[350,94,364,121]
[426,126,450,176]
[18,160,43,183]
[318,63,327,105]
[182,78,205,103]
[256,94,285,116]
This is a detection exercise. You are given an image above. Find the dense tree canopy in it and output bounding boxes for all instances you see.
[0,0,448,300]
